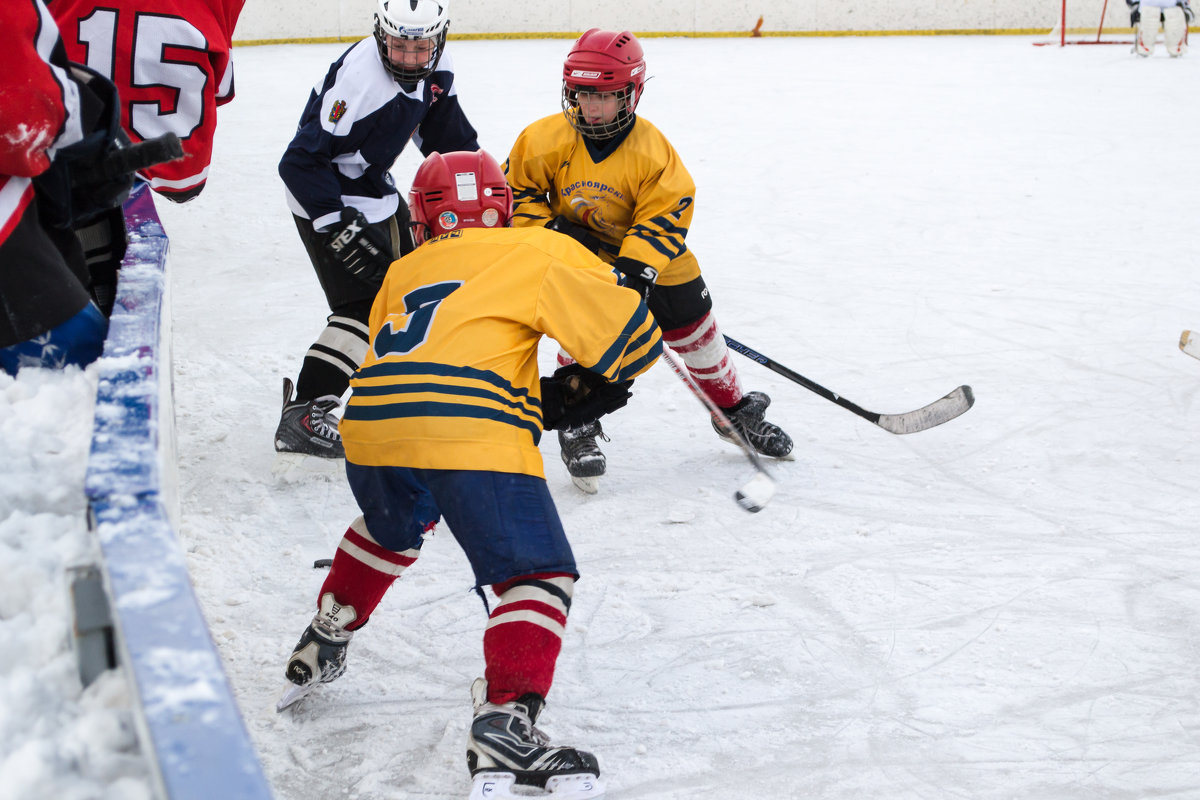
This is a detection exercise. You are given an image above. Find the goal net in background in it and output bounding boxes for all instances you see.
[1036,0,1136,44]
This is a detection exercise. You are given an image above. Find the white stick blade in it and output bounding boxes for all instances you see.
[1180,330,1200,360]
[735,471,776,513]
[875,385,975,434]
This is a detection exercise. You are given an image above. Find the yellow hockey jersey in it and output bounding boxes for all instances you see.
[504,114,700,286]
[340,225,662,476]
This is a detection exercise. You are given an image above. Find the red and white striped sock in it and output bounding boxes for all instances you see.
[317,516,422,630]
[482,573,575,704]
[664,312,744,409]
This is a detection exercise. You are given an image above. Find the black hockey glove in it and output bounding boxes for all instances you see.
[34,64,142,229]
[611,256,659,302]
[547,215,618,256]
[539,363,633,431]
[325,208,393,284]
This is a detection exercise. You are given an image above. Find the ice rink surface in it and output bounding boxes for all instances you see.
[143,34,1200,799]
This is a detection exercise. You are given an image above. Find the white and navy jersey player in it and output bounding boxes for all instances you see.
[278,40,478,233]
[274,0,482,460]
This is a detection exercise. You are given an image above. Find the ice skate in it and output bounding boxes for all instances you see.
[713,390,794,460]
[274,377,345,458]
[558,420,607,494]
[466,678,603,799]
[276,593,356,711]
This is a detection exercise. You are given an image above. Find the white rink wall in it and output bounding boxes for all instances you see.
[232,0,1135,42]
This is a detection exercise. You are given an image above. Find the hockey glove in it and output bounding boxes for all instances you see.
[547,215,618,256]
[539,363,633,431]
[611,256,659,302]
[34,64,138,229]
[325,208,393,284]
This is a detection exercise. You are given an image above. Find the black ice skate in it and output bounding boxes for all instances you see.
[466,678,603,800]
[558,420,607,494]
[276,593,357,711]
[274,377,345,458]
[713,390,794,460]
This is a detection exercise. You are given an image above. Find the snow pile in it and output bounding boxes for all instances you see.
[0,366,151,799]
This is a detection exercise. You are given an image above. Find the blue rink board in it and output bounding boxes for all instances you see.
[84,183,273,800]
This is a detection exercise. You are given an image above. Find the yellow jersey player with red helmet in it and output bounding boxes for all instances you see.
[278,149,660,800]
[505,29,793,494]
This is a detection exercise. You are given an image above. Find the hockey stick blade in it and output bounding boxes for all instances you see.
[724,334,975,434]
[1180,330,1200,361]
[873,385,975,434]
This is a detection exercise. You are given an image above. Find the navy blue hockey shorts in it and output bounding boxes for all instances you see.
[344,463,578,588]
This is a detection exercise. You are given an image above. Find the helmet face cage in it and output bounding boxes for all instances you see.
[560,29,646,140]
[408,151,513,245]
[561,81,638,140]
[374,0,450,83]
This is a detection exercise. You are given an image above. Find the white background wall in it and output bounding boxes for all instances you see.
[232,0,1134,43]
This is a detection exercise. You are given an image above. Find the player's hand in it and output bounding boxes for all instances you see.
[539,364,633,431]
[325,208,393,283]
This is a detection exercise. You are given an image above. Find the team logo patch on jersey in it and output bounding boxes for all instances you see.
[481,208,499,227]
[439,211,459,230]
[329,100,347,123]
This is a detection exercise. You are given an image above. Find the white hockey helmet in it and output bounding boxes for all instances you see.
[374,0,451,83]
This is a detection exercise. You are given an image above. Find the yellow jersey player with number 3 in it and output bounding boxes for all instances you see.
[279,150,660,800]
[505,29,793,494]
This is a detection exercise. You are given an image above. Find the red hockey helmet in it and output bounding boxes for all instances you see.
[561,29,646,139]
[407,150,513,245]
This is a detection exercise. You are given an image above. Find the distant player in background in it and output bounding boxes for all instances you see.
[0,0,140,375]
[1129,0,1192,56]
[274,0,480,458]
[504,29,793,493]
[277,150,660,799]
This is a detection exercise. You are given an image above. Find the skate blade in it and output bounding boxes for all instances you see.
[570,475,599,494]
[275,680,316,712]
[468,772,604,800]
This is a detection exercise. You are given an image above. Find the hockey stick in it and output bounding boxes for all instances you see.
[662,348,776,513]
[723,335,975,435]
[1180,330,1200,361]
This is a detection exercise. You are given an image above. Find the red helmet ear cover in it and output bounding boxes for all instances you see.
[408,150,513,244]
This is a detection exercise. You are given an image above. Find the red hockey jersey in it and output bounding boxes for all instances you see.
[0,0,85,242]
[50,0,244,201]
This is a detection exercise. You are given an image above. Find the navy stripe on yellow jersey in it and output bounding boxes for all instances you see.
[593,303,662,382]
[629,216,688,260]
[350,360,543,432]
[346,400,543,443]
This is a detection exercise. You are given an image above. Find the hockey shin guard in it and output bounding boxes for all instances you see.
[296,314,369,401]
[664,312,744,409]
[482,573,574,704]
[318,516,420,630]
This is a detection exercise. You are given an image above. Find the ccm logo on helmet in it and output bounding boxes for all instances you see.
[571,70,602,78]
